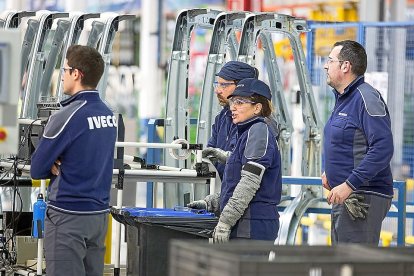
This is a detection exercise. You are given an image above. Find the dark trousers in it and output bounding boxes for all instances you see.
[331,194,391,245]
[44,208,108,276]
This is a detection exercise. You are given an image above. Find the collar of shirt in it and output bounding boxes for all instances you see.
[236,116,264,133]
[333,75,365,98]
[60,90,99,107]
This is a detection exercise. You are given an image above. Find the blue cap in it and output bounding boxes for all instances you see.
[216,61,258,81]
[230,78,272,100]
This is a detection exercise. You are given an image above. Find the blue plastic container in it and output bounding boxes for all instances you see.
[110,206,218,276]
[122,206,215,218]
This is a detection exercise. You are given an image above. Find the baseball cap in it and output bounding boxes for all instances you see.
[215,61,258,81]
[229,78,272,100]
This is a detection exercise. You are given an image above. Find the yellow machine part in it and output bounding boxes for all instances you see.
[104,213,112,264]
[406,235,414,245]
[380,231,393,247]
[406,178,414,190]
[31,179,50,187]
[310,2,359,57]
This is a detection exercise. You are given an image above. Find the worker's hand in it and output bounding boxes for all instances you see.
[321,172,331,191]
[344,193,370,220]
[213,221,231,243]
[327,182,352,204]
[202,147,230,164]
[187,200,207,210]
[188,193,221,215]
[194,161,210,175]
[50,160,61,176]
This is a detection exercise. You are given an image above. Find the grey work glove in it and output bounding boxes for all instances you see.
[202,147,230,164]
[213,221,231,243]
[187,192,221,215]
[199,161,210,175]
[187,200,207,210]
[219,161,265,228]
[344,193,370,221]
[192,161,210,175]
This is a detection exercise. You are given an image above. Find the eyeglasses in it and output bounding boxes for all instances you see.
[213,81,236,89]
[326,58,344,65]
[61,67,73,74]
[228,97,256,107]
[61,67,84,77]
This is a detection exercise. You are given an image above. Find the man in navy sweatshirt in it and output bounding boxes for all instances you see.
[205,61,259,180]
[322,40,393,244]
[187,61,258,212]
[31,45,117,275]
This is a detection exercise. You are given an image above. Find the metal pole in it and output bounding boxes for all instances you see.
[115,141,184,149]
[139,0,162,144]
[112,169,198,178]
[113,188,123,276]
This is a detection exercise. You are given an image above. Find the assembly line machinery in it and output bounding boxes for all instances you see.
[1,5,324,245]
[162,9,323,244]
[3,7,407,276]
[0,10,219,275]
[235,12,323,245]
[0,10,140,275]
[163,9,221,208]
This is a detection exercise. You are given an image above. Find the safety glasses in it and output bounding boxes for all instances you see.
[213,81,236,89]
[228,97,256,107]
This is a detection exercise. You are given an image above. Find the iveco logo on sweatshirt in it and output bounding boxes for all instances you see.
[87,115,118,130]
[338,112,348,117]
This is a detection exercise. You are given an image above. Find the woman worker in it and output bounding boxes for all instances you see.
[201,78,282,242]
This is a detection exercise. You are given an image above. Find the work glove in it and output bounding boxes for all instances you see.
[187,200,207,210]
[187,192,220,215]
[194,161,210,175]
[213,221,231,243]
[202,147,230,164]
[200,162,210,174]
[344,193,370,221]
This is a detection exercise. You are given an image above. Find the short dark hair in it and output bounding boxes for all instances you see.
[249,94,273,117]
[66,45,104,88]
[333,40,367,76]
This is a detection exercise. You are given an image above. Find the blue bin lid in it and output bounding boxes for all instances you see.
[121,206,215,218]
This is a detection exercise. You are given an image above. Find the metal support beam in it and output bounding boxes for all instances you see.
[1,11,35,29]
[96,14,136,99]
[237,13,294,176]
[237,13,322,244]
[20,11,69,119]
[195,11,247,200]
[55,13,100,100]
[163,9,220,207]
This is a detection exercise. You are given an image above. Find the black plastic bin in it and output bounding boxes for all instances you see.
[111,207,218,276]
[169,240,414,276]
